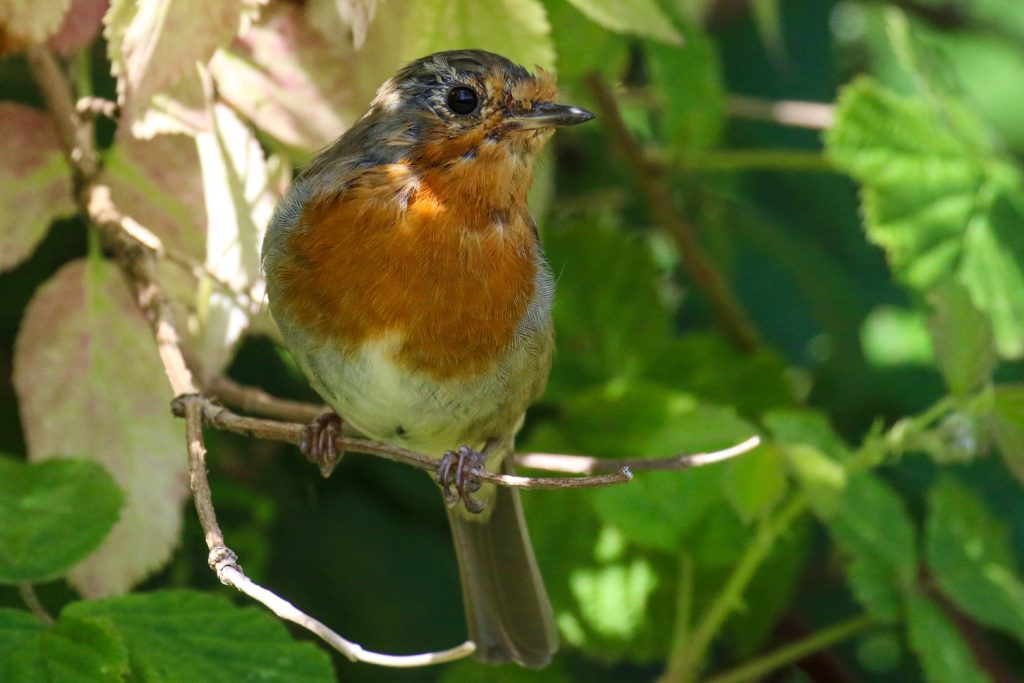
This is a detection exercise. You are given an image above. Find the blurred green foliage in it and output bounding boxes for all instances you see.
[3,0,1024,682]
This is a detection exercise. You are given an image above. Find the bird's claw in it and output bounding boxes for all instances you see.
[437,445,486,514]
[300,412,345,477]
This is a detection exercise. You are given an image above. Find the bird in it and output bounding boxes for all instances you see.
[261,49,593,667]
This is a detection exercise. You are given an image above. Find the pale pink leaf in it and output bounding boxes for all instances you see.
[48,0,108,56]
[129,68,212,139]
[103,0,248,126]
[305,0,378,50]
[0,103,74,272]
[193,103,284,372]
[13,257,188,597]
[0,0,71,47]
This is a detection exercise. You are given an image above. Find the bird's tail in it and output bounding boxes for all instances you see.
[446,458,558,667]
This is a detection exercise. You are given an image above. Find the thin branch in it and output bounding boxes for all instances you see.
[172,394,638,490]
[516,436,761,474]
[726,95,835,130]
[76,96,120,121]
[207,376,329,424]
[181,396,475,667]
[586,73,762,353]
[701,614,874,683]
[17,583,53,625]
[27,45,198,398]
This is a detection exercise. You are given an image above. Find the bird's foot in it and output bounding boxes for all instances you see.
[300,411,345,477]
[437,445,487,514]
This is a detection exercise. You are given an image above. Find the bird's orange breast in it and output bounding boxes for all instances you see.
[272,160,538,381]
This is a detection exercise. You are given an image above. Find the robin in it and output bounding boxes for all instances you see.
[261,49,593,667]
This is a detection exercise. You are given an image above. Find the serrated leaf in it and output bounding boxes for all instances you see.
[193,103,282,373]
[13,258,188,597]
[104,0,249,125]
[0,103,74,273]
[927,278,995,395]
[28,615,130,683]
[764,409,852,461]
[829,472,917,621]
[564,0,681,44]
[827,77,1024,358]
[905,593,991,683]
[783,444,846,519]
[0,456,122,583]
[991,385,1024,485]
[723,444,787,523]
[0,0,71,47]
[66,591,334,682]
[926,476,1024,646]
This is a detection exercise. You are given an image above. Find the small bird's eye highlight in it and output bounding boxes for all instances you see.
[447,86,479,115]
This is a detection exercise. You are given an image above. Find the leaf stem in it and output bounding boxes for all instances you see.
[664,553,696,681]
[702,613,874,683]
[664,496,807,683]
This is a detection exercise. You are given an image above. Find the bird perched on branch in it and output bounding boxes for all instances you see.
[262,49,593,667]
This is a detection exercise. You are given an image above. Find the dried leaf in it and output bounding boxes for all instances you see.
[13,258,188,597]
[0,103,74,273]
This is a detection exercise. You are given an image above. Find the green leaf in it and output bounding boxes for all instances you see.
[7,615,131,683]
[827,77,1024,358]
[569,557,659,641]
[0,609,45,663]
[646,26,725,153]
[723,444,787,523]
[66,590,334,683]
[764,409,852,461]
[782,444,847,519]
[829,473,917,621]
[13,258,188,597]
[544,217,674,396]
[563,0,681,44]
[0,103,74,273]
[401,0,555,70]
[990,385,1024,486]
[927,278,996,395]
[441,658,571,683]
[926,476,1024,645]
[959,189,1024,358]
[905,593,991,683]
[0,456,122,583]
[541,0,629,81]
[860,305,934,368]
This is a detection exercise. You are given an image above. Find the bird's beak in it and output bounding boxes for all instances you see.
[507,102,595,129]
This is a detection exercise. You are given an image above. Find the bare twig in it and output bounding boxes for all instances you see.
[172,394,638,490]
[181,396,475,666]
[76,96,120,121]
[726,95,835,130]
[207,376,329,424]
[586,73,762,353]
[17,583,53,625]
[27,45,198,397]
[516,436,761,474]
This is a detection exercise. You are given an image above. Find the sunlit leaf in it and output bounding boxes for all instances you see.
[0,456,122,584]
[569,558,658,640]
[0,0,71,50]
[13,258,187,597]
[860,305,934,368]
[0,103,74,273]
[827,77,1024,357]
[104,0,252,125]
[193,103,283,373]
[563,0,681,45]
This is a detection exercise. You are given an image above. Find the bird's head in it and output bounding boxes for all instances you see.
[366,50,593,170]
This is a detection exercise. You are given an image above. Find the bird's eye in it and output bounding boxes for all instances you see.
[447,86,479,115]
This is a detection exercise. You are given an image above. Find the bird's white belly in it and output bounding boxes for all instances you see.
[289,332,527,457]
